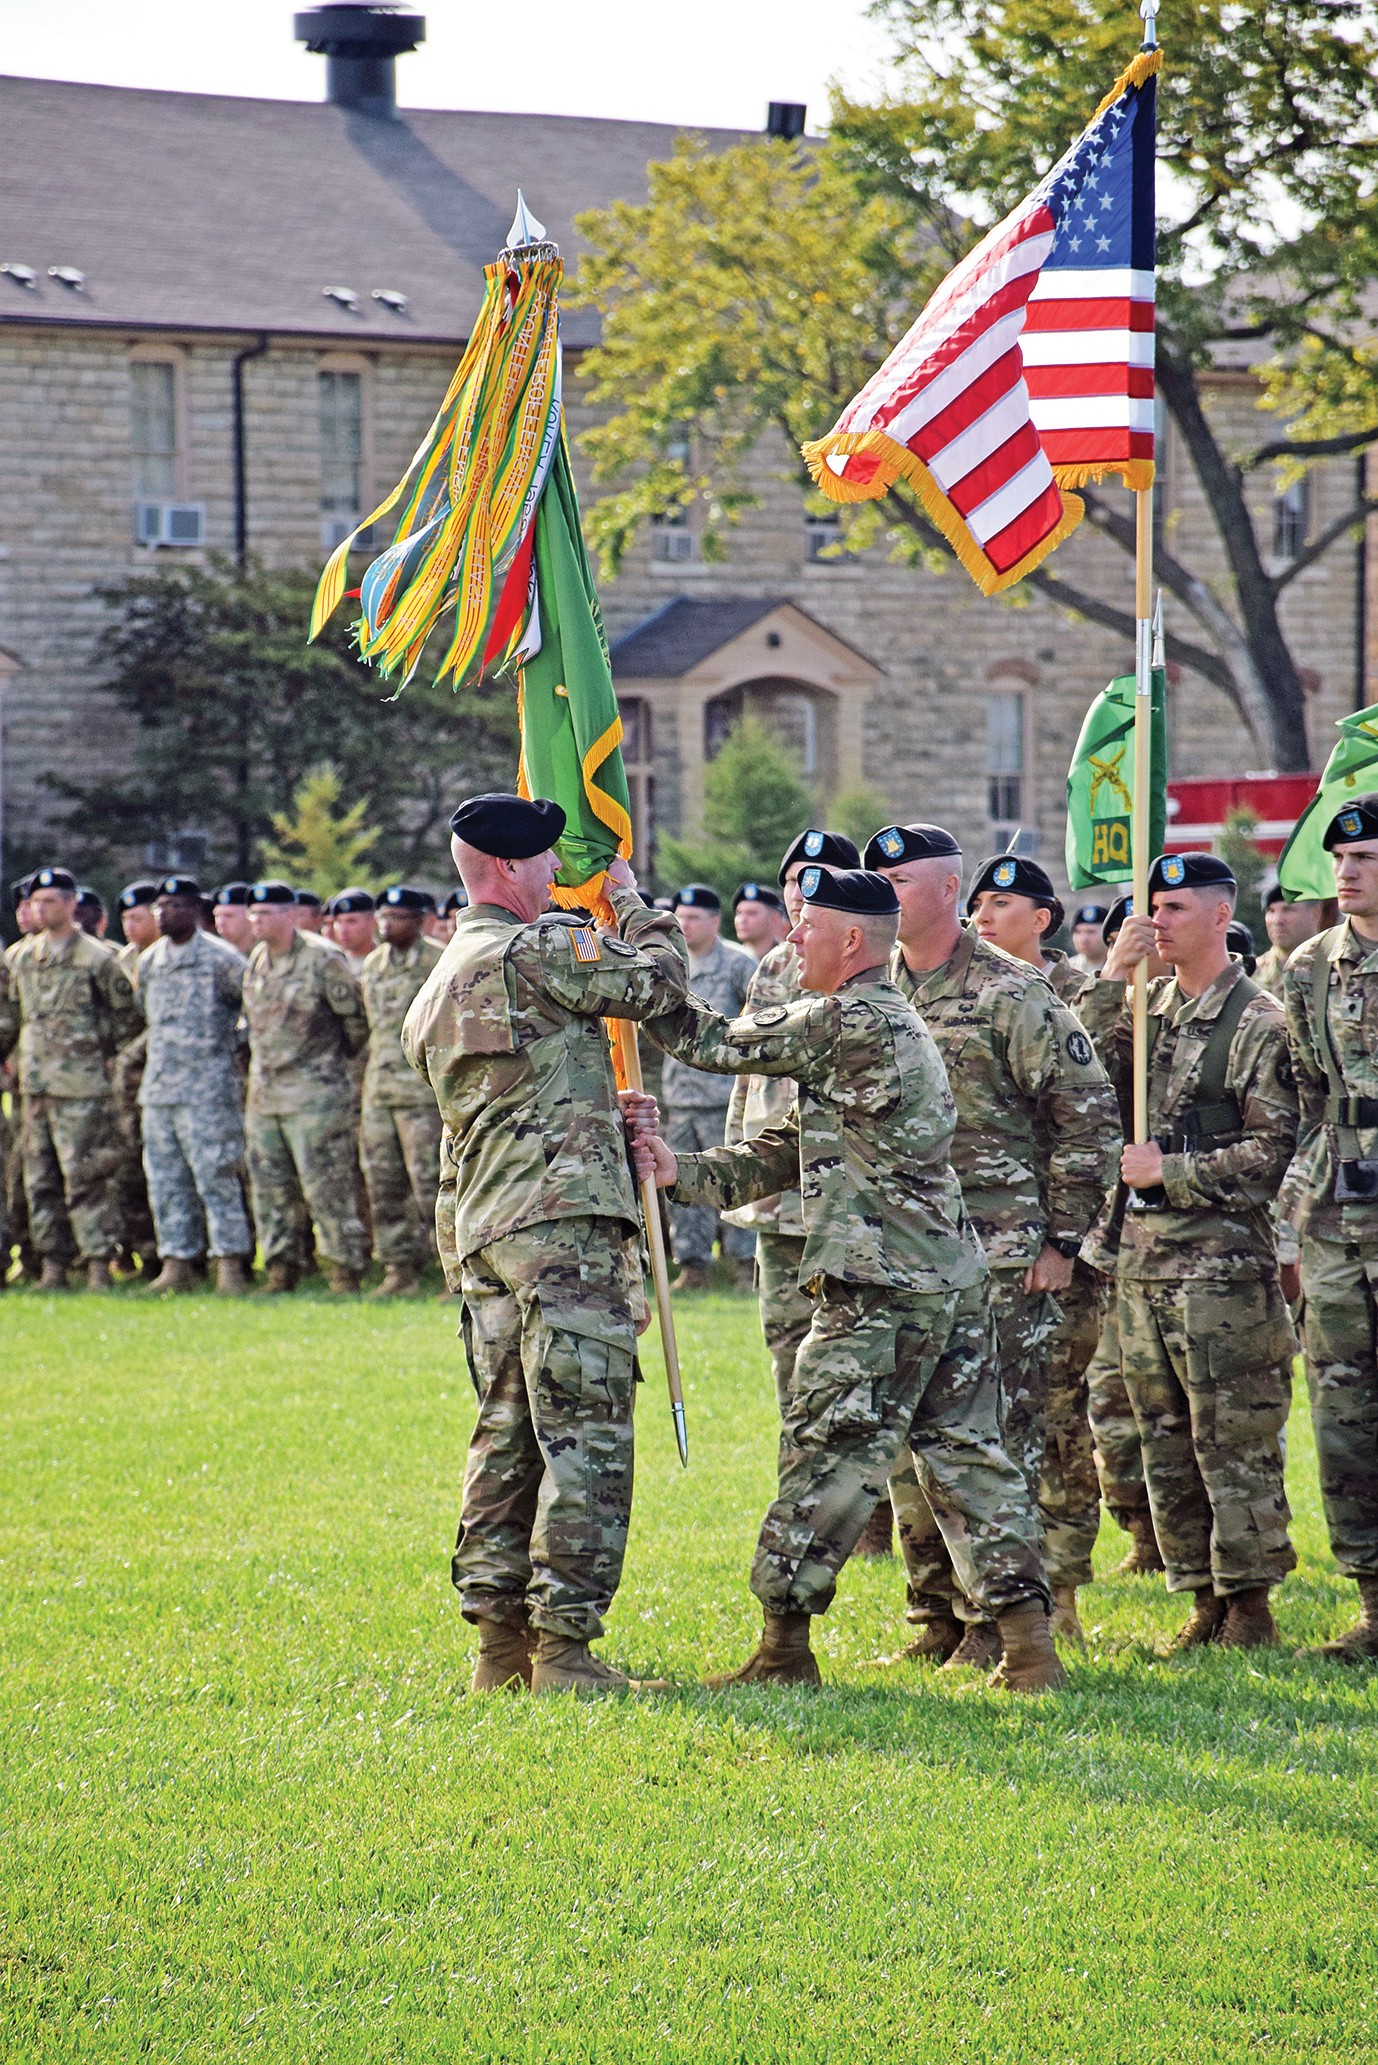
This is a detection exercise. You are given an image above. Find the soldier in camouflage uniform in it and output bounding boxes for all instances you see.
[359,885,443,1295]
[1083,851,1299,1649]
[110,881,162,1275]
[6,867,143,1290]
[637,862,1061,1692]
[662,883,756,1289]
[401,792,690,1698]
[1255,878,1336,999]
[865,825,1120,1667]
[135,876,252,1295]
[966,850,1122,1639]
[3,875,53,1282]
[1281,796,1378,1658]
[242,879,370,1293]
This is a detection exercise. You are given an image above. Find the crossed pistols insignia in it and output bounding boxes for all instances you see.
[571,928,602,963]
[1088,745,1132,815]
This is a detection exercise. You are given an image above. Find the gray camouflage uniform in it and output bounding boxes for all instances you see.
[137,929,250,1260]
[359,933,444,1273]
[661,934,756,1268]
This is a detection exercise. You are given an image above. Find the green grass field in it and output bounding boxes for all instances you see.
[2,1279,1376,2063]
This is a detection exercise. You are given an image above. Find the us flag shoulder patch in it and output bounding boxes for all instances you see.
[571,927,602,964]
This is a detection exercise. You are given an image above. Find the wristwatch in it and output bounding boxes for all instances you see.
[1048,1236,1082,1260]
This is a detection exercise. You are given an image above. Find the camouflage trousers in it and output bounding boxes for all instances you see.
[453,1214,641,1641]
[1039,1261,1108,1590]
[1085,1292,1151,1525]
[142,1099,251,1259]
[0,1098,11,1263]
[359,1096,441,1272]
[755,1274,1047,1620]
[6,1094,63,1271]
[666,1106,756,1267]
[1300,1235,1378,1579]
[755,1229,813,1414]
[22,1092,126,1261]
[891,1269,1059,1623]
[245,1101,369,1273]
[1119,1273,1296,1596]
[112,1038,156,1263]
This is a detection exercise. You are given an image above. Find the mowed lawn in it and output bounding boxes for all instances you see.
[2,1281,1377,2064]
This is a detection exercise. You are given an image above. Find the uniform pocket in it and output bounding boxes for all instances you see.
[1208,1284,1295,1446]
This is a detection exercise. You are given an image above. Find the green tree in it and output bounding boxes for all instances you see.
[571,3,1378,773]
[256,768,381,895]
[656,713,815,902]
[48,558,519,885]
[829,784,893,855]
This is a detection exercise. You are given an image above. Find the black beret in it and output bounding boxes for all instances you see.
[1073,902,1108,926]
[1148,851,1236,896]
[380,884,436,913]
[674,883,721,912]
[733,881,786,914]
[31,867,77,893]
[440,887,469,916]
[799,864,900,917]
[215,882,251,906]
[118,880,160,911]
[967,853,1059,914]
[864,823,962,868]
[331,887,376,914]
[294,888,323,910]
[1226,920,1256,957]
[250,880,296,905]
[1102,895,1133,944]
[11,873,36,909]
[158,875,201,899]
[1322,792,1378,850]
[75,885,105,912]
[777,829,861,884]
[449,791,566,859]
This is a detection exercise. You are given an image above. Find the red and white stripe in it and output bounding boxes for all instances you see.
[1024,267,1155,472]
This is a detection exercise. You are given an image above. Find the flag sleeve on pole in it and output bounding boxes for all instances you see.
[1065,668,1167,891]
[1277,703,1378,901]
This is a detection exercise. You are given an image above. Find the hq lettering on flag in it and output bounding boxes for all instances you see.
[803,50,1158,595]
[1066,667,1167,892]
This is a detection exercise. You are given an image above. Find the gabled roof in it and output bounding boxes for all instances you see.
[610,598,785,677]
[0,75,742,345]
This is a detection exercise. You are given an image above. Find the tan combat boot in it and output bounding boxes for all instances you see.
[871,1615,964,1667]
[989,1598,1068,1693]
[38,1258,68,1291]
[1216,1585,1279,1650]
[1115,1508,1166,1576]
[325,1263,363,1294]
[529,1632,650,1696]
[147,1256,197,1294]
[1316,1576,1378,1662]
[1170,1587,1227,1651]
[216,1256,252,1296]
[1050,1585,1087,1646]
[374,1266,421,1298]
[86,1258,112,1293]
[704,1611,822,1689]
[852,1503,895,1559]
[264,1260,299,1294]
[939,1620,1002,1673]
[470,1618,534,1694]
[673,1263,711,1293]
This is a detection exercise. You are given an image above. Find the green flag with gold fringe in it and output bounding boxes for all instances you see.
[1065,668,1167,891]
[1277,702,1378,902]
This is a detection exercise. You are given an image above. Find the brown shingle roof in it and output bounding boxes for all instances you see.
[0,75,741,345]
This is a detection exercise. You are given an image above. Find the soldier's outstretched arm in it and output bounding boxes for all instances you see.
[530,882,690,1021]
[669,1117,802,1214]
[645,987,838,1082]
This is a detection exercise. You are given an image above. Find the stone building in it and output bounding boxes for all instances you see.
[1,6,1374,900]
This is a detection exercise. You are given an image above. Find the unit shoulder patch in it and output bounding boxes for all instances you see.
[1066,1029,1093,1067]
[750,1005,790,1028]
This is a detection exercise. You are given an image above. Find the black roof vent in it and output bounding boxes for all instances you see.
[766,102,806,141]
[295,5,426,121]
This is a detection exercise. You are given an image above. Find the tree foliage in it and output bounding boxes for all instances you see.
[655,713,816,902]
[48,558,519,886]
[255,768,381,896]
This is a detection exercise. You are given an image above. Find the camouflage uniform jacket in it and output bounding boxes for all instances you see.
[1042,948,1093,1010]
[243,929,367,1116]
[654,969,985,1294]
[891,930,1120,1271]
[721,938,804,1236]
[1254,944,1289,1000]
[0,952,16,1062]
[137,930,246,1107]
[9,927,142,1097]
[1079,960,1297,1281]
[660,934,755,1111]
[360,934,443,1109]
[400,883,689,1264]
[1281,919,1378,1242]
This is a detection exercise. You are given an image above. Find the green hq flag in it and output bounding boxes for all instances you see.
[1277,702,1378,902]
[1065,669,1168,892]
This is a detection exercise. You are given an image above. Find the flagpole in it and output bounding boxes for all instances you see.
[1130,0,1160,1148]
[613,1018,689,1468]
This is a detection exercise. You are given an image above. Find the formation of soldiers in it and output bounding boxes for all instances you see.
[4,781,1377,1699]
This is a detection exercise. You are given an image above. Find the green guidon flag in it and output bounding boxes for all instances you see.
[1277,702,1378,902]
[1065,668,1167,891]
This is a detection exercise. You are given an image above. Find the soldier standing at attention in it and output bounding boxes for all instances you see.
[114,883,160,975]
[294,888,327,935]
[401,792,690,1697]
[212,883,255,956]
[6,867,142,1290]
[330,889,378,978]
[242,880,370,1294]
[74,887,109,939]
[112,881,163,1279]
[1084,852,1299,1649]
[1280,796,1378,1657]
[864,825,1120,1667]
[731,882,790,963]
[1256,878,1337,999]
[429,887,467,948]
[3,876,50,1283]
[1069,903,1109,977]
[662,883,756,1290]
[359,885,443,1297]
[633,863,1063,1692]
[136,876,253,1295]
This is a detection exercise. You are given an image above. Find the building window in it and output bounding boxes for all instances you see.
[651,426,695,562]
[987,689,1026,833]
[131,360,178,499]
[705,680,832,785]
[319,368,365,549]
[1273,475,1310,561]
[618,696,654,864]
[804,505,844,563]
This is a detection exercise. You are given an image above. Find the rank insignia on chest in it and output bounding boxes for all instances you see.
[570,928,601,964]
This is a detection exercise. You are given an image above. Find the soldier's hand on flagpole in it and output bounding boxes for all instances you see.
[1104,912,1157,982]
[608,856,637,890]
[1121,1139,1164,1188]
[618,1088,660,1141]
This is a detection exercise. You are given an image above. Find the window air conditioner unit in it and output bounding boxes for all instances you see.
[134,502,206,548]
[654,527,694,563]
